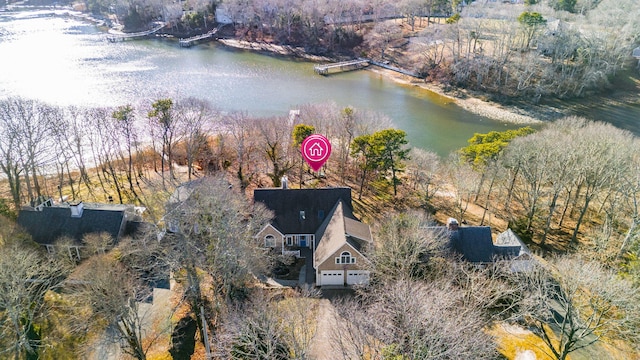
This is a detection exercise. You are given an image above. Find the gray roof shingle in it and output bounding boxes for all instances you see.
[17,203,133,245]
[449,226,494,262]
[253,187,354,235]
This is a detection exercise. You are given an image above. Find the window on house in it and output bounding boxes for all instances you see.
[265,235,276,247]
[168,220,179,233]
[286,236,293,246]
[336,251,355,264]
[45,244,55,255]
[318,210,324,220]
[299,211,306,220]
[68,246,81,261]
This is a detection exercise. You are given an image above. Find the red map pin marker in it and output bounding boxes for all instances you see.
[301,134,332,172]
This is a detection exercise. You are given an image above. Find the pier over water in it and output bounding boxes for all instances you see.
[179,24,226,48]
[314,59,369,75]
[106,22,165,42]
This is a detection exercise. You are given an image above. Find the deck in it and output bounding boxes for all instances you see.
[313,59,369,75]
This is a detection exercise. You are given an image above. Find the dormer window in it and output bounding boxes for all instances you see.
[299,211,306,220]
[70,201,84,218]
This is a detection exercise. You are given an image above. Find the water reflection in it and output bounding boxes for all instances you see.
[0,10,524,155]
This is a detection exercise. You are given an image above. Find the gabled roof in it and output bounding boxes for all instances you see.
[345,217,373,243]
[253,187,354,234]
[167,178,207,205]
[17,203,134,245]
[314,200,371,268]
[449,226,494,263]
[447,224,531,263]
[494,228,530,257]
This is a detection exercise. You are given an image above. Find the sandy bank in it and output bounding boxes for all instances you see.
[218,39,331,62]
[369,67,545,125]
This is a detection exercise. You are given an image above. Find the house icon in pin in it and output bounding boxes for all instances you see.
[309,142,324,158]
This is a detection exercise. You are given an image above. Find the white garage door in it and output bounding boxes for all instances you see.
[347,271,370,285]
[320,270,344,286]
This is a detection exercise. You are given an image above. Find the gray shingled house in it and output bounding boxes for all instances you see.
[254,186,372,286]
[17,199,144,259]
[446,218,532,267]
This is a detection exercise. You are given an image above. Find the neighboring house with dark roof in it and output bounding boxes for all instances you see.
[17,199,143,259]
[445,218,532,267]
[254,186,372,287]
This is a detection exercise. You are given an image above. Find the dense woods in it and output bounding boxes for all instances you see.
[1,93,640,357]
[74,0,640,102]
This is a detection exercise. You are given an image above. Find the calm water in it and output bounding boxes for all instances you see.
[0,9,535,155]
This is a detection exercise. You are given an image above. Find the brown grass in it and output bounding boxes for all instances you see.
[488,322,558,360]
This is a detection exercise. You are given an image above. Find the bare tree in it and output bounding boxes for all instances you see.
[331,278,499,359]
[257,116,295,187]
[364,22,403,60]
[224,112,260,191]
[112,105,144,202]
[142,176,273,350]
[510,255,640,360]
[367,211,447,281]
[568,121,632,243]
[0,242,69,360]
[89,107,130,203]
[277,293,320,358]
[0,99,24,208]
[222,296,290,359]
[617,142,640,258]
[444,155,480,221]
[71,254,172,360]
[0,98,53,204]
[175,98,218,181]
[407,148,442,204]
[148,98,180,187]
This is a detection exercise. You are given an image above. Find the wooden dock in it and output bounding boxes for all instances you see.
[179,24,226,47]
[106,22,165,42]
[314,59,369,75]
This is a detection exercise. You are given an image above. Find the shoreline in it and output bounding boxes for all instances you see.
[368,67,547,125]
[219,38,547,125]
[217,39,332,62]
[8,8,546,125]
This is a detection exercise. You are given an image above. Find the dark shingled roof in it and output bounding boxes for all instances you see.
[254,187,354,235]
[314,199,371,267]
[494,228,529,259]
[449,226,494,263]
[17,204,132,245]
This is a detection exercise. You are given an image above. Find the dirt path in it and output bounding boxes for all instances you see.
[308,299,338,360]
